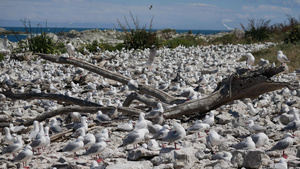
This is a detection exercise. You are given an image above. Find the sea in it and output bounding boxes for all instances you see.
[0,26,229,42]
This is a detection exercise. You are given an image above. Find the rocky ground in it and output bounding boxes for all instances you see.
[0,30,300,169]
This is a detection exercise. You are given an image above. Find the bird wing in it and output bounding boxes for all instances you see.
[122,131,139,146]
[270,139,290,151]
[13,151,27,161]
[63,142,80,152]
[85,143,104,155]
[3,144,20,154]
[30,139,42,148]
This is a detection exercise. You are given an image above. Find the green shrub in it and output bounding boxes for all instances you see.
[241,18,271,41]
[0,53,5,61]
[163,35,206,48]
[209,34,239,45]
[117,11,160,50]
[284,24,300,44]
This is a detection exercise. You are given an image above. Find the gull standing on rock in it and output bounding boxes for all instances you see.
[277,50,290,66]
[134,112,147,130]
[4,127,16,145]
[117,120,133,131]
[96,110,111,125]
[273,157,288,169]
[284,107,300,135]
[30,122,47,154]
[83,137,107,163]
[50,118,63,134]
[63,136,84,159]
[2,135,23,158]
[12,145,33,169]
[268,133,294,159]
[119,128,149,149]
[246,53,255,69]
[233,136,256,150]
[146,45,157,71]
[28,121,39,141]
[246,120,266,133]
[162,122,186,150]
[251,132,269,148]
[206,129,221,153]
[66,43,75,58]
[187,120,210,138]
[203,111,215,126]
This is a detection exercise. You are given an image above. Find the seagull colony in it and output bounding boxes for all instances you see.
[0,35,299,169]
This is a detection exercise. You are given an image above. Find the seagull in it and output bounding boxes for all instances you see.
[277,50,290,66]
[147,139,161,151]
[203,111,215,126]
[30,123,47,155]
[9,123,27,133]
[2,135,23,158]
[246,53,255,69]
[12,145,33,169]
[90,160,102,169]
[49,118,63,134]
[233,136,256,150]
[146,46,157,71]
[146,102,164,119]
[94,128,109,141]
[83,137,107,163]
[4,127,16,145]
[73,116,88,132]
[134,112,147,130]
[96,110,111,125]
[63,136,84,159]
[246,102,258,115]
[117,120,133,131]
[284,108,300,135]
[268,133,294,159]
[212,151,232,161]
[28,121,39,141]
[187,120,210,138]
[66,43,75,58]
[119,128,149,149]
[72,127,96,150]
[70,112,82,123]
[44,126,51,149]
[128,79,139,91]
[206,129,221,153]
[251,132,269,148]
[152,124,170,140]
[273,157,288,169]
[161,122,186,150]
[246,120,266,133]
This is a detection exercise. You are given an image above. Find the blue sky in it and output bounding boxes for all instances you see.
[0,0,300,30]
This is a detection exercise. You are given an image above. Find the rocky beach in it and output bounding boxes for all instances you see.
[0,28,300,169]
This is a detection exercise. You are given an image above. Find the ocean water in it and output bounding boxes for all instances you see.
[1,27,229,42]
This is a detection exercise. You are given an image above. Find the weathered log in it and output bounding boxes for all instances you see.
[37,53,184,105]
[1,90,102,107]
[163,66,299,118]
[17,106,141,127]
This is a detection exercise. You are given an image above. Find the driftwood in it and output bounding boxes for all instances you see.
[37,53,186,105]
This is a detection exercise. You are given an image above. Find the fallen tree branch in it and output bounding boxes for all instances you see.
[37,53,181,104]
[19,106,141,126]
[163,66,299,119]
[1,90,102,107]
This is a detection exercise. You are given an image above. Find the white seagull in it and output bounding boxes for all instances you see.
[246,53,255,69]
[277,50,290,66]
[13,145,33,169]
[268,133,294,159]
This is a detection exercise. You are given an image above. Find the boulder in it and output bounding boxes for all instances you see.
[151,146,198,169]
[231,149,265,168]
[128,148,159,161]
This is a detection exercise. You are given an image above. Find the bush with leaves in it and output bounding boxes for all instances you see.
[241,18,271,42]
[284,24,300,44]
[0,53,5,62]
[117,12,160,50]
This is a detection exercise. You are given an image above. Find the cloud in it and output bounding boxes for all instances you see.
[257,5,292,13]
